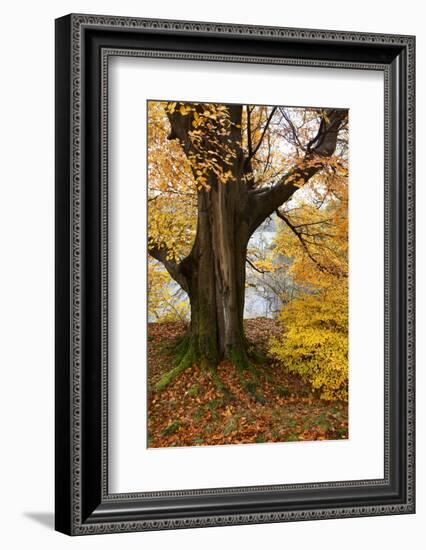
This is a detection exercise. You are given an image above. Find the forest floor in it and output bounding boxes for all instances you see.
[147,318,348,448]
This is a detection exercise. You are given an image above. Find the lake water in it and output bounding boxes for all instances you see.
[149,215,285,321]
[244,215,282,318]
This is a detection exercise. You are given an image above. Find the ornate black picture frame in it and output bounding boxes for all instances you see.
[55,13,415,535]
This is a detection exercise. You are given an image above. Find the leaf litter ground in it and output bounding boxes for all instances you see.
[147,319,348,448]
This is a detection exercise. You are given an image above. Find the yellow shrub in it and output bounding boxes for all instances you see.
[269,283,348,401]
[156,300,190,324]
[148,260,190,323]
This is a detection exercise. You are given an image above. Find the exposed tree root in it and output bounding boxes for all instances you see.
[155,333,231,397]
[155,335,197,391]
[155,334,269,403]
[229,346,267,404]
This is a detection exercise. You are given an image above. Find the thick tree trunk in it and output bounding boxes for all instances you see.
[154,178,251,391]
[187,177,250,366]
[165,102,252,367]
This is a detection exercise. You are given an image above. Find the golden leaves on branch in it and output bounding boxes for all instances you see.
[165,101,239,190]
[148,101,198,263]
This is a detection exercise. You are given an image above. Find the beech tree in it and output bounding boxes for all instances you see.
[147,101,348,388]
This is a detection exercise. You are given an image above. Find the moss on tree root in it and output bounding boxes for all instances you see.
[154,334,230,396]
[155,336,197,391]
[155,335,268,402]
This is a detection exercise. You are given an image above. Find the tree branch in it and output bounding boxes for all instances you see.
[148,244,190,294]
[246,257,269,274]
[248,107,277,161]
[275,209,347,278]
[275,209,326,272]
[279,107,303,150]
[246,105,253,159]
[247,109,347,235]
[292,218,333,229]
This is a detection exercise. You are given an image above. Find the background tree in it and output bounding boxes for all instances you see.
[269,173,349,401]
[148,101,348,388]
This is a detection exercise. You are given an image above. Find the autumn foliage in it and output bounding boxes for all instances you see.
[270,282,348,401]
[269,157,349,401]
[147,99,349,445]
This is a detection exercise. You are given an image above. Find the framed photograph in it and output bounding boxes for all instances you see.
[55,14,415,535]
